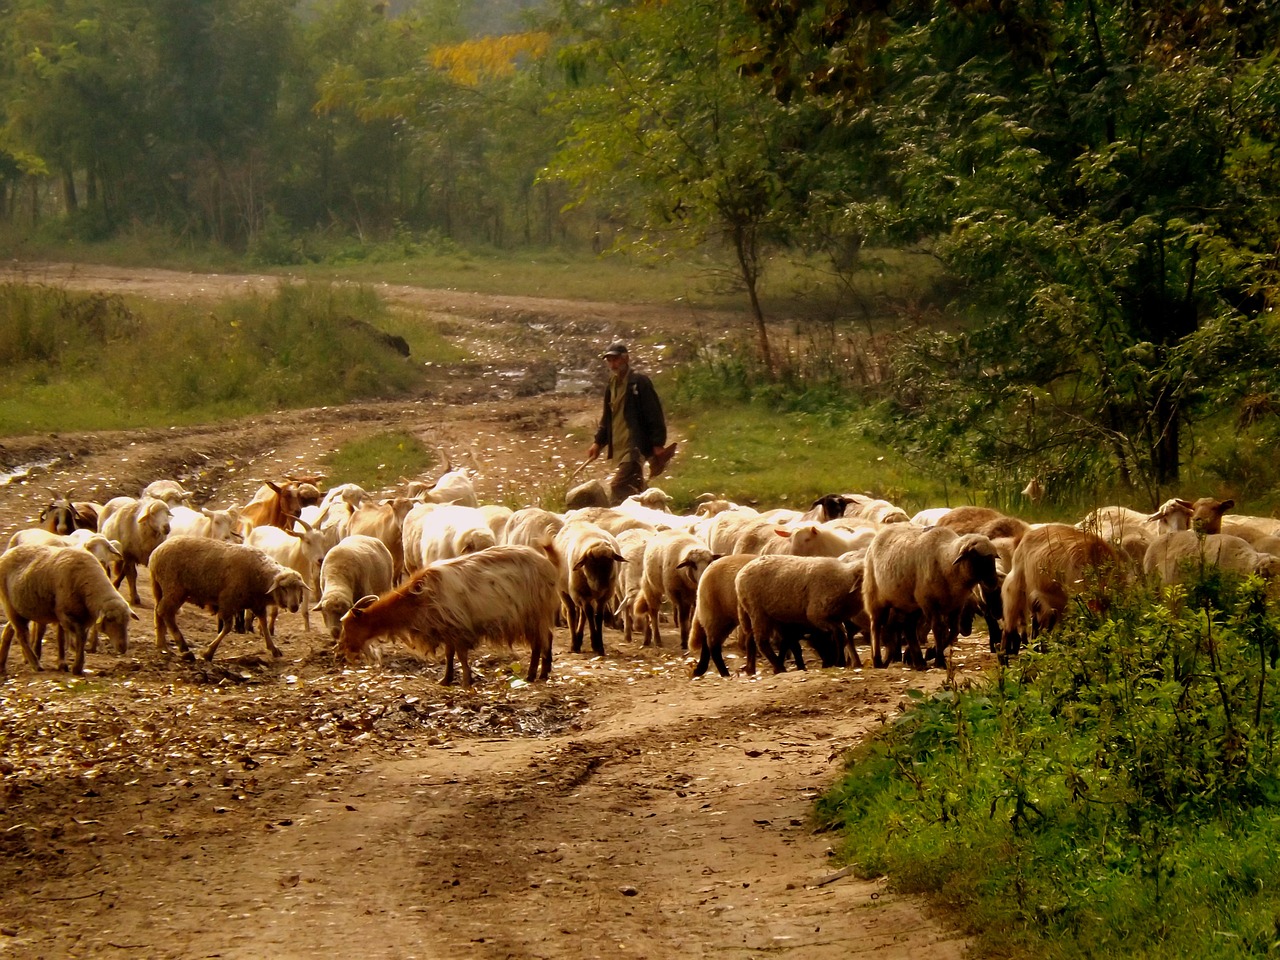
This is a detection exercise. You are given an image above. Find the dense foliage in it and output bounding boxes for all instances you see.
[819,569,1280,958]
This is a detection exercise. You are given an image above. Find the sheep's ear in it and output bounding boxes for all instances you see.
[612,552,627,564]
[1221,499,1236,511]
[129,608,141,621]
[775,528,792,538]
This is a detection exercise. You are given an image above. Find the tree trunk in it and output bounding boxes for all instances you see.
[731,221,772,375]
[62,170,78,213]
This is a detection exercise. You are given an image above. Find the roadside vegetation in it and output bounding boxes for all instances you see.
[816,569,1280,959]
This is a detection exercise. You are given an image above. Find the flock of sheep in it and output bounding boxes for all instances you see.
[3,459,1280,690]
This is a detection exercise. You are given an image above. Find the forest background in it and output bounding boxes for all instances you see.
[2,0,1279,508]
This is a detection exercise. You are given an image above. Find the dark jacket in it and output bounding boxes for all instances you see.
[594,370,666,459]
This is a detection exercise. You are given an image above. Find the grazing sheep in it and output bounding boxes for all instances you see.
[0,544,138,675]
[699,508,768,553]
[842,495,910,525]
[563,506,658,538]
[863,525,1001,670]
[98,495,173,605]
[336,544,559,689]
[1001,523,1120,657]
[246,520,330,631]
[736,554,868,674]
[635,530,716,649]
[1220,514,1280,545]
[688,554,758,678]
[312,535,396,640]
[910,507,952,527]
[624,487,674,512]
[1143,531,1280,584]
[554,519,626,655]
[317,483,371,512]
[406,454,479,508]
[777,522,875,559]
[149,536,308,661]
[8,528,123,568]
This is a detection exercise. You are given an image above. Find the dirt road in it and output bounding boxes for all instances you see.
[0,263,975,959]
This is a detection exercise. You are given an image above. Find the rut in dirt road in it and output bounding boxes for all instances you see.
[32,667,971,960]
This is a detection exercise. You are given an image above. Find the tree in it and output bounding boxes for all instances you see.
[810,1,1280,494]
[546,0,817,371]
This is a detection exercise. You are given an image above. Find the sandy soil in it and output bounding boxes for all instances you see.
[0,262,976,959]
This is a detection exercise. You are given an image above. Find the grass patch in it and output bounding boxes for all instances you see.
[320,431,439,491]
[0,281,441,435]
[819,572,1280,959]
[657,396,952,513]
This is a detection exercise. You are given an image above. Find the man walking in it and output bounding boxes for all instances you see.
[584,342,674,503]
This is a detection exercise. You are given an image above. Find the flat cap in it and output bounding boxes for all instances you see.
[601,341,629,358]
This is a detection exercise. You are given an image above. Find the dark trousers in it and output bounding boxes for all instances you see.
[609,450,646,503]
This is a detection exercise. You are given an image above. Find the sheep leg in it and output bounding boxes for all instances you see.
[676,602,693,652]
[869,607,890,669]
[258,613,283,659]
[457,647,474,691]
[567,602,585,654]
[840,623,863,669]
[67,623,88,676]
[588,600,606,656]
[1,621,43,673]
[441,647,457,686]
[200,623,233,661]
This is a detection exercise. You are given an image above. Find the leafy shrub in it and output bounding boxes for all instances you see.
[820,571,1280,958]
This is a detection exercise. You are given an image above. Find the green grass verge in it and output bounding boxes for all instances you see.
[320,431,440,492]
[818,573,1280,959]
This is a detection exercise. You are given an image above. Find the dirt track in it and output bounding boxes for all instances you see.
[0,263,976,959]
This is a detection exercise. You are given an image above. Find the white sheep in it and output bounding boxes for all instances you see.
[246,520,330,631]
[402,503,498,571]
[0,544,138,675]
[504,507,565,549]
[8,528,123,568]
[553,519,626,656]
[312,535,396,640]
[687,554,757,678]
[1220,514,1280,545]
[863,524,1001,670]
[841,495,910,525]
[735,554,867,673]
[635,529,716,649]
[613,527,652,645]
[776,522,875,558]
[98,495,173,605]
[562,506,658,538]
[1143,531,1280,585]
[1001,523,1121,657]
[149,535,308,661]
[168,504,243,542]
[140,479,193,506]
[479,504,514,543]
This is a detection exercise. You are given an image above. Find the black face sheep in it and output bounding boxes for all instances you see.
[862,524,1001,670]
[553,519,626,655]
[335,544,559,690]
[148,536,308,661]
[0,544,138,675]
[735,554,867,674]
[687,554,757,678]
[313,534,396,640]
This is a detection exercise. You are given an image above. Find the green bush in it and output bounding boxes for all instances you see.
[819,571,1280,959]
